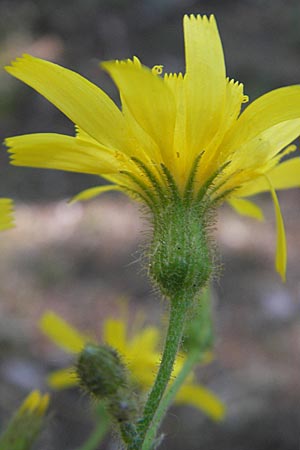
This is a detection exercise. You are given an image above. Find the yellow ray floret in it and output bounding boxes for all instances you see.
[5,14,300,279]
[19,390,50,416]
[40,311,90,353]
[39,311,225,421]
[0,198,14,231]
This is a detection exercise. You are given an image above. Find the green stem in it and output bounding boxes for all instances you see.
[77,403,110,450]
[142,350,203,450]
[120,422,138,445]
[129,293,192,450]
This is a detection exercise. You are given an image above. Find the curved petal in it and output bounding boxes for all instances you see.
[102,58,176,163]
[225,119,300,173]
[0,198,14,231]
[222,86,300,154]
[47,367,77,389]
[69,185,122,204]
[266,178,287,281]
[6,133,120,175]
[5,54,130,151]
[228,197,264,221]
[175,383,226,421]
[183,15,226,158]
[238,157,300,197]
[39,311,88,353]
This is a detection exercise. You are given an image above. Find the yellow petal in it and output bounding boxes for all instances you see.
[128,327,160,356]
[129,361,157,389]
[199,79,247,179]
[164,72,187,186]
[47,368,77,389]
[37,394,50,415]
[5,54,130,151]
[18,390,49,416]
[128,345,160,388]
[225,119,300,173]
[120,96,162,165]
[6,133,120,175]
[102,58,176,163]
[211,78,246,148]
[228,197,264,221]
[19,390,41,413]
[69,185,122,204]
[238,157,300,197]
[39,311,88,353]
[0,198,14,231]
[75,125,99,144]
[265,156,300,190]
[183,15,226,160]
[223,86,300,155]
[175,383,226,421]
[102,319,127,354]
[266,178,287,281]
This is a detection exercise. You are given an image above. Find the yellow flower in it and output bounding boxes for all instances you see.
[39,311,225,421]
[0,198,14,231]
[5,15,300,279]
[0,390,49,450]
[18,390,50,417]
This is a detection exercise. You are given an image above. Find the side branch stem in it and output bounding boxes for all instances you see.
[142,350,203,450]
[77,402,110,450]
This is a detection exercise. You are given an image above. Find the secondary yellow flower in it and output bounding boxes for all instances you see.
[5,15,300,279]
[0,198,14,231]
[18,390,50,416]
[39,311,225,421]
[0,390,49,450]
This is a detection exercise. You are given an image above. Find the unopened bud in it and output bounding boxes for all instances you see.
[0,390,49,450]
[76,343,140,427]
[76,343,127,398]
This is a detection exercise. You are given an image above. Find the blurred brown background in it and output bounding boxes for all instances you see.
[0,0,300,449]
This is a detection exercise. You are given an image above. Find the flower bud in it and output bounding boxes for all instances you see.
[0,390,49,450]
[76,344,140,428]
[149,203,212,299]
[76,343,127,398]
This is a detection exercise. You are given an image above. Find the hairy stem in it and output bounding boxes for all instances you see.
[128,293,192,450]
[142,350,203,450]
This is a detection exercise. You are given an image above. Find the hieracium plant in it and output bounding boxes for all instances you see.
[2,13,300,450]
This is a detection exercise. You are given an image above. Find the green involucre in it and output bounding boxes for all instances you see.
[149,201,213,299]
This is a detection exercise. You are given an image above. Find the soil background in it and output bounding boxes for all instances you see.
[0,1,300,449]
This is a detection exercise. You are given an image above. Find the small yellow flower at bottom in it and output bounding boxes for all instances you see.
[0,390,49,450]
[19,390,50,416]
[39,310,225,421]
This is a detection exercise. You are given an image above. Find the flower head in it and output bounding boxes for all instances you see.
[5,15,300,279]
[39,310,225,421]
[0,390,49,450]
[0,198,14,231]
[18,390,50,417]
